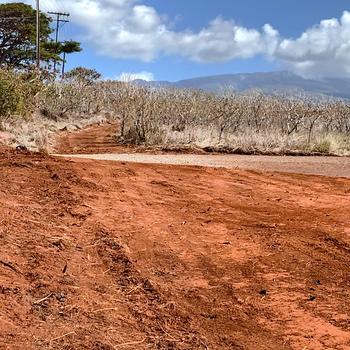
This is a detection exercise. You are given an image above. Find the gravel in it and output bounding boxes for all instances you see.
[55,153,350,178]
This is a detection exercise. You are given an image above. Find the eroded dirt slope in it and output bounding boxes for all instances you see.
[1,148,350,349]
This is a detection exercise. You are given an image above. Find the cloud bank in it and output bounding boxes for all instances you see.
[2,0,350,78]
[117,71,154,82]
[275,12,350,78]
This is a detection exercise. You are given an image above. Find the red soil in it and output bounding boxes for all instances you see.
[1,147,350,349]
[54,122,157,155]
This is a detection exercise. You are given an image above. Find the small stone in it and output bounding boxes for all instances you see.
[16,145,28,152]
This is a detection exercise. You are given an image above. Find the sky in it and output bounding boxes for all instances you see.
[2,0,350,81]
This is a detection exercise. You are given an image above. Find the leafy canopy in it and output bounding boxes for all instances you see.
[0,2,81,69]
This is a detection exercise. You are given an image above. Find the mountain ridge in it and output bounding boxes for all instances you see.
[134,71,350,99]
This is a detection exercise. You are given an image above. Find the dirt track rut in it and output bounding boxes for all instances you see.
[1,148,350,349]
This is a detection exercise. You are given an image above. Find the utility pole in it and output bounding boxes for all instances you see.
[62,51,67,76]
[48,11,70,72]
[36,0,40,69]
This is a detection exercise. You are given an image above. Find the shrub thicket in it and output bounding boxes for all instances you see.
[0,70,44,119]
[0,70,23,117]
[1,69,350,155]
[106,85,350,155]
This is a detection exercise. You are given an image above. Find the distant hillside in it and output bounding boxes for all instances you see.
[135,71,350,99]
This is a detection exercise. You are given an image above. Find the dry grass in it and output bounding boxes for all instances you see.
[0,114,109,152]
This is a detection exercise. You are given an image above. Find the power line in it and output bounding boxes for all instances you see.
[48,11,69,42]
[50,0,62,13]
[47,10,69,71]
[40,0,51,12]
[54,0,68,14]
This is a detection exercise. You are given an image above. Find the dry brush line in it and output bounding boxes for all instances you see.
[115,86,350,155]
[2,69,350,155]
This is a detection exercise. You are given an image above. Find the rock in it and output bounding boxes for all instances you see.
[15,145,28,152]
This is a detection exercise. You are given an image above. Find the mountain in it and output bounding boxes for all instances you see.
[135,71,350,99]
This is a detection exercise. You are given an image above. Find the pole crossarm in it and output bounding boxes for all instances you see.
[48,11,70,72]
[47,11,70,17]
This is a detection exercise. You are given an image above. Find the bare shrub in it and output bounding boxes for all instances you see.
[37,79,103,120]
[1,69,350,155]
[113,84,350,155]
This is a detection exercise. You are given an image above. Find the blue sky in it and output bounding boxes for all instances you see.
[3,0,350,80]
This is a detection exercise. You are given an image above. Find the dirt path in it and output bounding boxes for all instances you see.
[54,122,122,154]
[1,148,350,349]
[55,122,350,178]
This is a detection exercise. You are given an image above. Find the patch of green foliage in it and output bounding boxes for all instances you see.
[0,70,23,117]
[0,3,81,72]
[311,139,331,154]
[0,69,44,118]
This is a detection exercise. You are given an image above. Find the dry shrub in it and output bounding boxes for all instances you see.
[113,85,350,155]
[1,70,350,155]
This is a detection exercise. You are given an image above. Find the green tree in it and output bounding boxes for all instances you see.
[0,2,50,67]
[64,67,101,85]
[0,70,22,116]
[60,40,82,76]
[0,2,68,68]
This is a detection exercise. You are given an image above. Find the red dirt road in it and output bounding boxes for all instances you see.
[54,122,350,178]
[54,123,123,154]
[1,147,350,349]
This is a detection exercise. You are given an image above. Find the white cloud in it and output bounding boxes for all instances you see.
[274,11,350,78]
[117,71,154,82]
[2,0,350,78]
[163,19,279,63]
[27,0,280,63]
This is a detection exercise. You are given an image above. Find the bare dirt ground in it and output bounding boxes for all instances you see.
[54,122,144,155]
[1,145,350,349]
